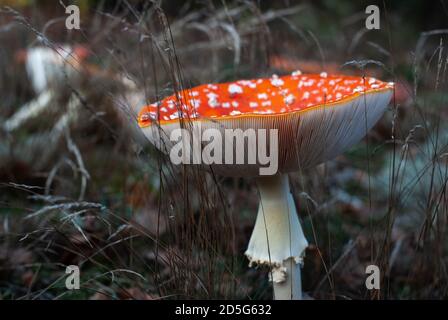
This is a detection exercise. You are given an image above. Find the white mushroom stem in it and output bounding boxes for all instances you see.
[245,174,308,300]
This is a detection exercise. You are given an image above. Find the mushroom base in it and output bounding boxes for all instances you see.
[245,174,308,299]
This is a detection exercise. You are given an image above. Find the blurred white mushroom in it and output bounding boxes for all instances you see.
[4,45,89,133]
[17,45,89,94]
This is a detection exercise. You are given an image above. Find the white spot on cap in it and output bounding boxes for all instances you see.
[167,101,175,109]
[258,93,268,100]
[208,98,219,108]
[261,101,271,107]
[270,74,284,87]
[169,113,179,120]
[249,102,259,108]
[291,70,302,76]
[284,94,295,105]
[230,110,242,116]
[353,86,365,93]
[320,72,328,78]
[191,111,199,117]
[303,80,314,87]
[189,99,200,108]
[207,92,219,108]
[229,84,243,94]
[231,101,239,108]
[222,102,230,108]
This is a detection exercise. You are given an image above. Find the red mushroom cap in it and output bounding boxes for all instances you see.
[138,73,393,126]
[138,73,393,176]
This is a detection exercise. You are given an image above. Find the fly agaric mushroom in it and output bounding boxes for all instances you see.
[137,72,394,300]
